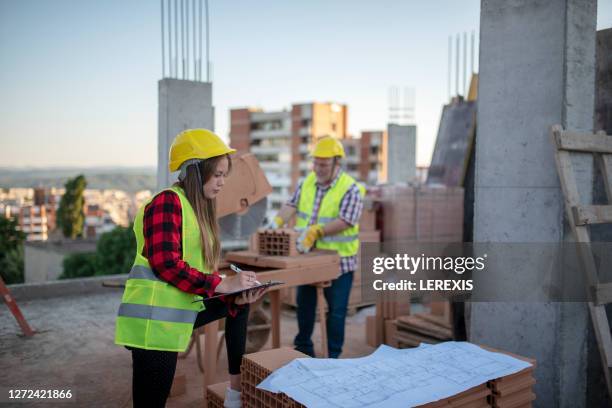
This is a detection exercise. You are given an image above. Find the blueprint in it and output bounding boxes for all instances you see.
[257,342,533,408]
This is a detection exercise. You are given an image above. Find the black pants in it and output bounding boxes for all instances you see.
[130,299,249,408]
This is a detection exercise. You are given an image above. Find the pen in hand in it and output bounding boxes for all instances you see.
[230,264,262,285]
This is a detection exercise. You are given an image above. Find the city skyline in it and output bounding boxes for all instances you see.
[1,1,611,169]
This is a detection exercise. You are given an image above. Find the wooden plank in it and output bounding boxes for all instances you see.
[416,312,453,330]
[316,285,328,358]
[555,129,612,153]
[225,249,339,269]
[269,290,281,348]
[254,263,340,289]
[572,205,612,225]
[551,125,612,399]
[397,315,453,339]
[550,127,601,292]
[395,330,440,345]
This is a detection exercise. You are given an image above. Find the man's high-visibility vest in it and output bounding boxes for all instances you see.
[296,171,365,258]
[115,186,209,352]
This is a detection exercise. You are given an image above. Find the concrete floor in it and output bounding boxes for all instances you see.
[0,291,377,407]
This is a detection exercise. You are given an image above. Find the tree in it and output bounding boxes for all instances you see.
[0,216,26,284]
[59,224,135,280]
[95,224,135,276]
[57,175,87,239]
[60,252,97,279]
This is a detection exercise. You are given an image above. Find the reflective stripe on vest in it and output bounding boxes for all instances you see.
[128,264,160,281]
[320,234,359,243]
[118,303,198,324]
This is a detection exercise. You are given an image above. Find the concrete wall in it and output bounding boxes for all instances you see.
[472,0,597,406]
[158,79,214,189]
[9,274,127,302]
[387,124,416,184]
[24,245,64,283]
[24,240,98,283]
[595,29,612,134]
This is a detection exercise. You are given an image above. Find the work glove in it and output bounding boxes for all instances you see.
[297,224,324,253]
[265,216,285,229]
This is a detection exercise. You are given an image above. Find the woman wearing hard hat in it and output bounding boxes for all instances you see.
[115,129,264,408]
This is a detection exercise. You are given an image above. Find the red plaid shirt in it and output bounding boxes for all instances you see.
[143,190,239,314]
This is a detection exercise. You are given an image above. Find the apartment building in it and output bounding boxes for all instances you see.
[342,131,388,185]
[13,188,58,241]
[18,205,54,241]
[230,102,348,218]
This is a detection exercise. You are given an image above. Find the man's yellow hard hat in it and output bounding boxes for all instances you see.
[311,136,345,158]
[168,129,236,172]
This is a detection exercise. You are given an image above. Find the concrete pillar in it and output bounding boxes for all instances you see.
[158,79,214,189]
[387,124,416,184]
[472,0,596,406]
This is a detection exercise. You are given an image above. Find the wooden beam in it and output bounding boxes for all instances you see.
[572,205,612,225]
[555,129,612,153]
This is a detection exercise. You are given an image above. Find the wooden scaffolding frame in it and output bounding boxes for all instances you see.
[550,124,612,399]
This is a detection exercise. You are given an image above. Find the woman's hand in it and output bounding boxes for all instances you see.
[215,271,258,293]
[235,287,268,305]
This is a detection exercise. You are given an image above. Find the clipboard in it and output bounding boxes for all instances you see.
[198,280,284,302]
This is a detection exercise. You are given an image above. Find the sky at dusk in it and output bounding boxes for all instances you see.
[1,0,611,168]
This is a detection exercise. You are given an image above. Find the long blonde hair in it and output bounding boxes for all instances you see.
[176,155,231,271]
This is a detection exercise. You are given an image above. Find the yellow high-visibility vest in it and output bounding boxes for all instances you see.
[115,186,209,352]
[296,171,365,258]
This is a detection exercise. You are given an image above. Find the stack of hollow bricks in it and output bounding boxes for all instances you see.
[240,347,308,408]
[257,228,300,257]
[365,185,463,349]
[205,381,228,408]
[206,346,535,408]
[486,348,536,408]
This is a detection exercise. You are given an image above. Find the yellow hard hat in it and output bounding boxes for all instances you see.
[311,136,345,158]
[168,129,236,172]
